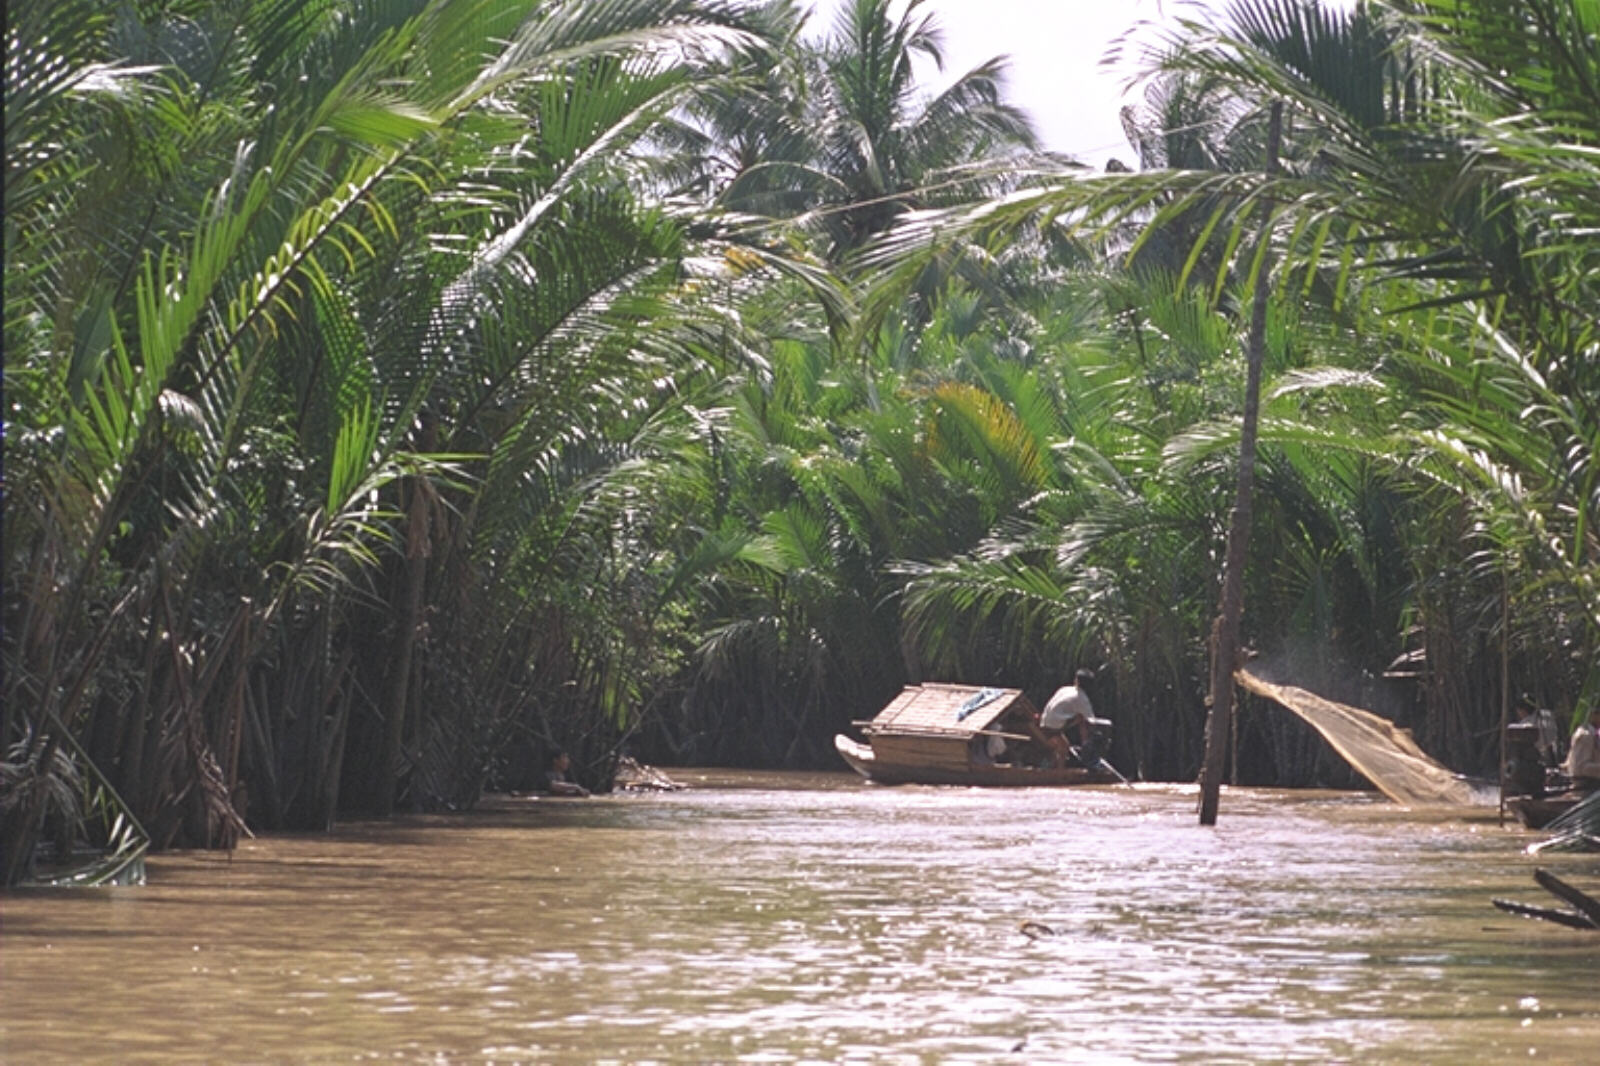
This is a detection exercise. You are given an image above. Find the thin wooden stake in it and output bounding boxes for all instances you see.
[1199,100,1282,826]
[1498,573,1509,826]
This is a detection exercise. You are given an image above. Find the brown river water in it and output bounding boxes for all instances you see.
[3,771,1597,1064]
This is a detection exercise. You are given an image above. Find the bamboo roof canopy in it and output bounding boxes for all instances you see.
[865,683,1037,738]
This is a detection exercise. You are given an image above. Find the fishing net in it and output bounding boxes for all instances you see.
[1237,666,1494,807]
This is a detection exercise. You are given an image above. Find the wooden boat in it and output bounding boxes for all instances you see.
[1501,722,1599,828]
[835,682,1122,787]
[1506,789,1595,830]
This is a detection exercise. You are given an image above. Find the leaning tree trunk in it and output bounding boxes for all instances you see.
[1199,101,1282,826]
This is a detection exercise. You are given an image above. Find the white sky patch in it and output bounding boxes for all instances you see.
[807,0,1356,167]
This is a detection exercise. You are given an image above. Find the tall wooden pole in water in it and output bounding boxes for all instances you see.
[1498,572,1509,825]
[1199,101,1283,826]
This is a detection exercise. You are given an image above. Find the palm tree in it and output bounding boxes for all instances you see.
[659,0,1041,267]
[1154,0,1600,742]
[652,0,824,218]
[855,0,1597,779]
[2,0,766,878]
[812,0,1040,255]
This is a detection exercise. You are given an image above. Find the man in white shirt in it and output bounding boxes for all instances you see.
[1039,668,1097,769]
[1563,707,1600,788]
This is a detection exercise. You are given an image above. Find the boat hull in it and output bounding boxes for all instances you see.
[1506,791,1592,829]
[834,734,1119,787]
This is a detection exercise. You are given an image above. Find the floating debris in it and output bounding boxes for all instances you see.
[1019,920,1057,940]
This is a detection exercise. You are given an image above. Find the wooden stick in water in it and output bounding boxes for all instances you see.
[1490,898,1598,930]
[1533,868,1600,928]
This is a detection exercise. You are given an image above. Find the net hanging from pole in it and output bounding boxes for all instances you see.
[1237,667,1494,808]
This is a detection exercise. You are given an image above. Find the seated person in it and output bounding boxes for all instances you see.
[1039,668,1098,769]
[1563,707,1600,790]
[543,750,590,797]
[1534,706,1563,767]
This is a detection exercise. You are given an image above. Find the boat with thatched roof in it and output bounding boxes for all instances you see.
[834,683,1121,786]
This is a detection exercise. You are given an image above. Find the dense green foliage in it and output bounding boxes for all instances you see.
[4,0,1597,880]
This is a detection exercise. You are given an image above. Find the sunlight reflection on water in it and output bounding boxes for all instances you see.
[3,774,1597,1064]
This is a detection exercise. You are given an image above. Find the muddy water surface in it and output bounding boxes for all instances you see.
[3,772,1598,1064]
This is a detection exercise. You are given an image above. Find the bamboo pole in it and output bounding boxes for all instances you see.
[1199,100,1282,826]
[1498,572,1509,826]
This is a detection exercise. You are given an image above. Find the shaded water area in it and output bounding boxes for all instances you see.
[3,772,1598,1064]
